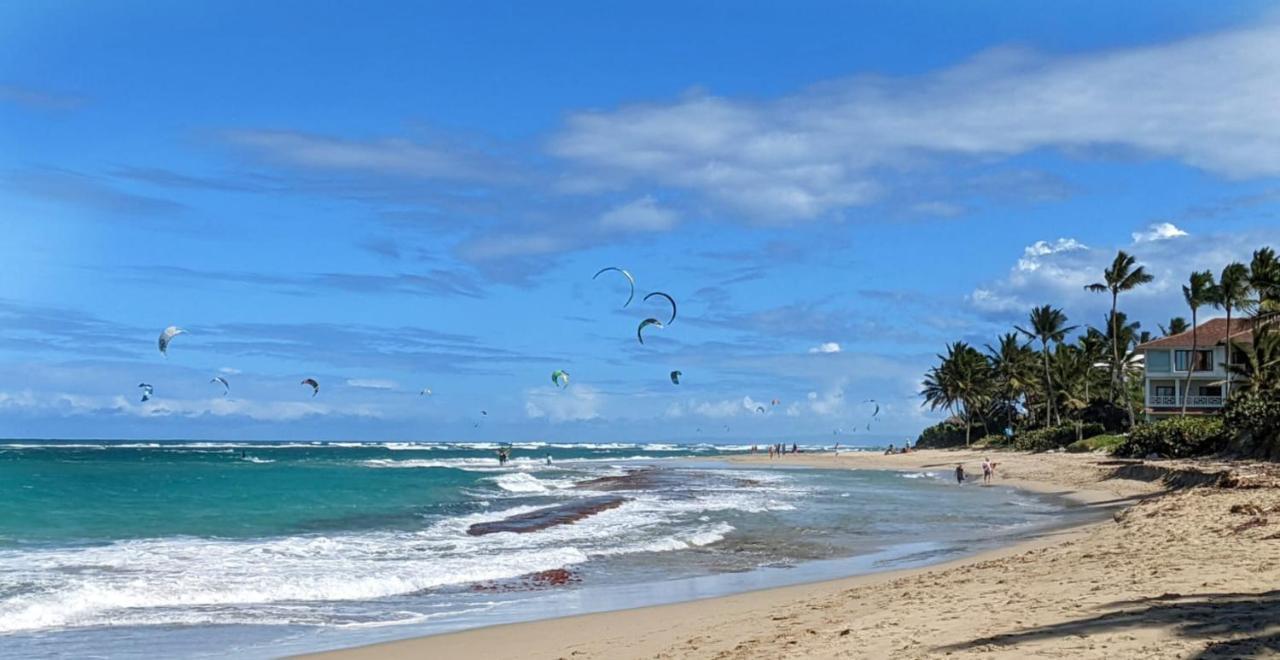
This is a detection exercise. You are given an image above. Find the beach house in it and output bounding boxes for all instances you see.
[1137,318,1254,419]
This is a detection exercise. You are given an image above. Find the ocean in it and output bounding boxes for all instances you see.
[0,441,1085,658]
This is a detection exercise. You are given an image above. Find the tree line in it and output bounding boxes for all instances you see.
[921,246,1280,449]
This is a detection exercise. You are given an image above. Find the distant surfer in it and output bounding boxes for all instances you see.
[545,454,552,465]
[497,448,509,466]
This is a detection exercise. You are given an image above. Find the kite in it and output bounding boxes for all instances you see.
[755,405,766,414]
[158,326,186,356]
[420,388,433,396]
[138,383,153,402]
[551,370,570,388]
[301,378,319,397]
[643,291,677,325]
[637,318,664,344]
[210,376,229,396]
[670,370,682,385]
[592,267,636,307]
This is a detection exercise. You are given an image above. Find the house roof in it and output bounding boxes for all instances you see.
[1138,317,1255,350]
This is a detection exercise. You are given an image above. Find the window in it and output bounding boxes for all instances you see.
[1154,386,1175,397]
[1145,351,1171,372]
[1174,350,1213,372]
[1198,385,1223,397]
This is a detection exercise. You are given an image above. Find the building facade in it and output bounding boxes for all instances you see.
[1137,318,1253,419]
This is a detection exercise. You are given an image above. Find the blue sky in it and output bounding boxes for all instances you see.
[2,1,1278,442]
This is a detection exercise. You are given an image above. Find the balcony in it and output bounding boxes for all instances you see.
[1147,395,1224,408]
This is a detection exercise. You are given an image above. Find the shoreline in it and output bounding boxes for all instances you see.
[302,449,1191,660]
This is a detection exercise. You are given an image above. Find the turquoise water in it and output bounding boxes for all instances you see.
[0,441,1079,658]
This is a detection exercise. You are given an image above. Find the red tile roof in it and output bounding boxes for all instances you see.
[1138,317,1256,350]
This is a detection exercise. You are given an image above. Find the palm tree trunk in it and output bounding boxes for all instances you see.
[1042,339,1055,426]
[1110,291,1120,401]
[1181,312,1197,417]
[1224,307,1233,401]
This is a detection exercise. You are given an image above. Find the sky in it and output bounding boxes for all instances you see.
[1,1,1278,443]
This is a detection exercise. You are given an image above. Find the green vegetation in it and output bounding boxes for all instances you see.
[1114,417,1226,459]
[1065,434,1126,454]
[916,245,1280,459]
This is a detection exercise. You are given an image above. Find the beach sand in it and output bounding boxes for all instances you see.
[302,450,1280,659]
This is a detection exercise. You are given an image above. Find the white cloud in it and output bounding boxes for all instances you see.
[808,341,842,354]
[598,196,679,232]
[346,378,398,390]
[552,23,1280,221]
[524,385,602,422]
[218,367,241,375]
[223,130,505,183]
[0,389,379,422]
[1016,238,1089,272]
[970,226,1273,322]
[1132,222,1190,243]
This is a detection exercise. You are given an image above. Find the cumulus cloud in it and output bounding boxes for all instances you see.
[808,342,842,354]
[551,23,1280,221]
[345,378,398,390]
[597,196,679,232]
[1132,222,1189,243]
[524,385,601,422]
[969,225,1271,323]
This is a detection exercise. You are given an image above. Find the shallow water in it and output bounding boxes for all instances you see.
[0,441,1084,658]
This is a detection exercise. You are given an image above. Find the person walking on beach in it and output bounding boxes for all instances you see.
[791,443,798,455]
[981,457,993,485]
[955,463,965,484]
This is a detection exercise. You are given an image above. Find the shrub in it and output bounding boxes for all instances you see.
[1065,434,1125,454]
[1013,423,1105,452]
[915,420,984,449]
[1223,394,1280,439]
[1081,400,1130,433]
[972,434,1014,449]
[1222,395,1280,460]
[1114,416,1226,458]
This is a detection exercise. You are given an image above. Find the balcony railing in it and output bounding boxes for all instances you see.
[1147,395,1224,407]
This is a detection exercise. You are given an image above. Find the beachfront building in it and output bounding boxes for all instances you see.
[1136,318,1253,419]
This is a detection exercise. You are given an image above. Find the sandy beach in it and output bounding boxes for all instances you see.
[303,450,1280,659]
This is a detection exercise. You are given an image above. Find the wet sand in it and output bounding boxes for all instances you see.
[302,449,1280,659]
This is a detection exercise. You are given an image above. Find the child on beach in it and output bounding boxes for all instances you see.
[955,463,965,484]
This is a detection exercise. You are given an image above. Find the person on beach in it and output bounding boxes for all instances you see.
[981,457,993,485]
[791,443,798,455]
[884,444,895,455]
[955,463,965,484]
[768,444,775,459]
[834,442,839,456]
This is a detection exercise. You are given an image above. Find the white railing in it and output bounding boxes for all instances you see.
[1147,395,1224,407]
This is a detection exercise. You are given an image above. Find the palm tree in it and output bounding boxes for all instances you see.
[921,342,992,447]
[1249,247,1280,325]
[1085,250,1153,427]
[1180,270,1216,417]
[1158,317,1189,337]
[985,332,1034,434]
[1015,305,1077,427]
[1225,323,1280,398]
[1215,262,1251,400]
